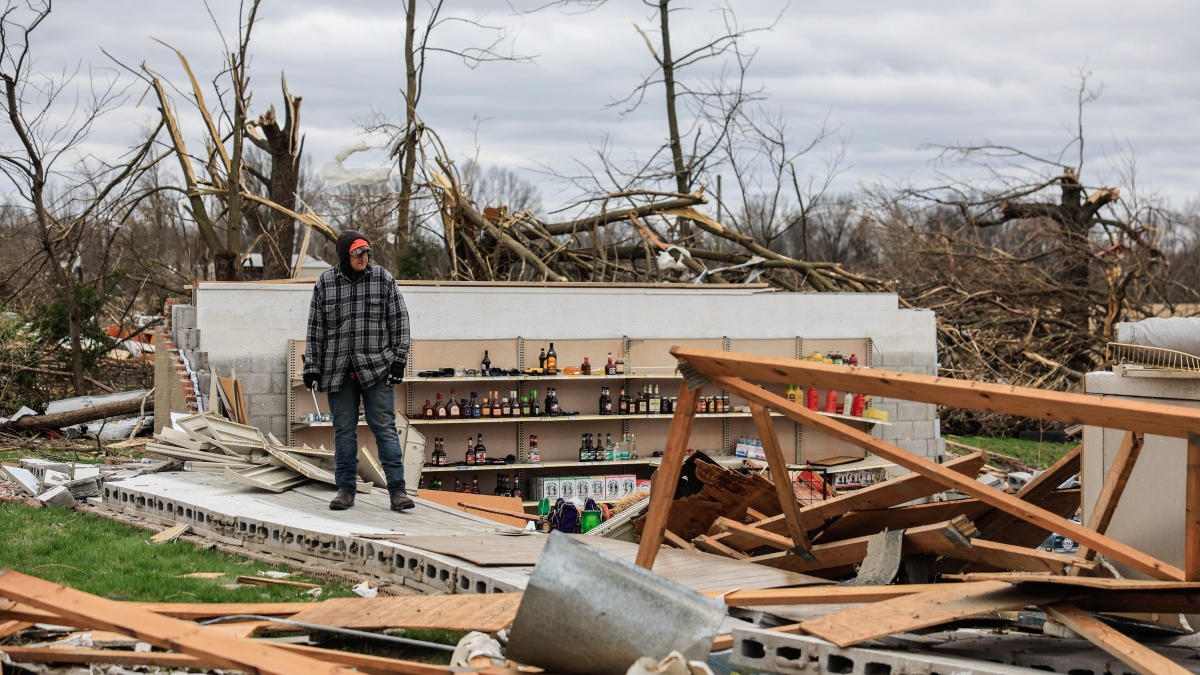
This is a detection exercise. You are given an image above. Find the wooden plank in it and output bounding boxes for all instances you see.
[1043,603,1190,675]
[740,452,987,546]
[0,619,31,638]
[0,647,215,669]
[672,346,1200,439]
[702,372,1185,581]
[149,523,191,545]
[417,490,529,529]
[800,580,1076,648]
[1070,431,1143,574]
[944,573,1200,590]
[636,381,701,569]
[692,534,748,560]
[0,570,357,675]
[709,585,940,606]
[973,444,1081,540]
[453,501,539,523]
[273,643,459,675]
[750,401,814,558]
[0,600,311,623]
[267,594,522,634]
[236,575,320,589]
[1189,432,1200,581]
[663,529,695,550]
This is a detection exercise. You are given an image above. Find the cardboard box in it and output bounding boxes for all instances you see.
[636,479,652,493]
[620,474,637,497]
[589,476,606,501]
[574,477,592,501]
[542,477,561,501]
[604,475,622,500]
[560,477,576,500]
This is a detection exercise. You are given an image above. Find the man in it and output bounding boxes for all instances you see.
[303,230,415,512]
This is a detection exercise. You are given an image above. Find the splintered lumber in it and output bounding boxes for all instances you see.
[672,346,1200,439]
[0,619,31,638]
[0,570,356,675]
[971,444,1081,540]
[708,585,939,606]
[0,598,313,624]
[702,371,1184,581]
[1043,603,1191,675]
[800,580,1077,648]
[0,647,216,669]
[149,523,191,544]
[236,575,320,589]
[750,401,814,558]
[1188,433,1200,581]
[1070,431,1143,572]
[636,381,701,569]
[692,534,748,560]
[268,594,523,634]
[726,451,988,549]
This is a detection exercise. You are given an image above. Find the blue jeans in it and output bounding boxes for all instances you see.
[326,376,405,493]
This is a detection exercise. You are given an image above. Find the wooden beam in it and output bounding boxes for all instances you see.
[0,620,31,638]
[1043,603,1190,675]
[750,400,814,558]
[1188,432,1200,581]
[0,570,355,675]
[800,580,1077,648]
[702,372,1185,581]
[635,381,701,569]
[662,529,695,550]
[1070,431,1143,574]
[0,647,215,669]
[672,346,1200,439]
[692,534,748,560]
[972,444,1081,540]
[708,585,939,606]
[723,451,988,549]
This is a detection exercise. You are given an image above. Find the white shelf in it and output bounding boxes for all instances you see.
[291,410,887,429]
[291,372,681,387]
[421,458,655,473]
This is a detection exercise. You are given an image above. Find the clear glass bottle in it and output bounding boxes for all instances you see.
[528,435,540,463]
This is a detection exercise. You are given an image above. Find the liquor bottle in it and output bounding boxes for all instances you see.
[434,393,448,418]
[615,351,625,375]
[482,350,492,376]
[695,393,706,414]
[605,433,614,461]
[529,435,540,463]
[471,477,480,495]
[547,388,561,416]
[588,433,598,461]
[579,433,588,462]
[546,343,558,374]
[418,476,426,490]
[581,357,591,376]
[474,434,487,462]
[662,395,673,414]
[521,396,531,416]
[512,481,522,500]
[465,435,476,465]
[616,388,628,415]
[448,389,461,419]
[422,399,434,419]
[628,432,637,459]
[605,352,616,375]
[531,390,540,416]
[723,394,730,413]
[599,387,612,415]
[501,396,511,417]
[454,477,461,492]
[438,438,448,465]
[538,347,547,372]
[493,474,502,496]
[510,391,520,417]
[430,438,439,465]
[481,395,491,418]
[491,393,502,417]
[649,384,661,414]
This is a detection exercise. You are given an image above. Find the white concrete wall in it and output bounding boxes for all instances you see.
[193,282,939,448]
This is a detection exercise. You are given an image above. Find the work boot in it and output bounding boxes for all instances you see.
[390,490,416,512]
[329,488,356,510]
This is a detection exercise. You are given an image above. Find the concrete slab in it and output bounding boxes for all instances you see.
[2,465,39,496]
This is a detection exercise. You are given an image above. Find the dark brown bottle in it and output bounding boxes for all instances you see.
[471,477,480,494]
[474,433,487,463]
[618,388,630,415]
[434,393,447,418]
[546,343,558,374]
[465,435,476,465]
[422,399,434,419]
[448,389,461,419]
[491,392,502,417]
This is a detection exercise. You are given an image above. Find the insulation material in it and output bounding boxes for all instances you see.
[1117,317,1200,357]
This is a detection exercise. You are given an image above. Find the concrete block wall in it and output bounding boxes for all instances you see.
[872,348,944,459]
[152,299,199,432]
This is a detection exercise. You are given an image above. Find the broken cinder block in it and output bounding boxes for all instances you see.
[37,485,77,509]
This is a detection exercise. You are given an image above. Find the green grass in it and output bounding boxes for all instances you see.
[947,435,1076,470]
[0,503,357,603]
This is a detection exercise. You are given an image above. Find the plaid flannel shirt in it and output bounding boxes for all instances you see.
[303,263,410,392]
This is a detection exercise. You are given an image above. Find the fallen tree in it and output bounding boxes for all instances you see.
[1,395,153,432]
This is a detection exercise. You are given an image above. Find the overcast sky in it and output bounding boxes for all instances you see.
[18,1,1200,211]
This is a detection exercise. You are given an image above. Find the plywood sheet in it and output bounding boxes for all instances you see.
[416,490,529,529]
[388,534,545,566]
[273,594,523,633]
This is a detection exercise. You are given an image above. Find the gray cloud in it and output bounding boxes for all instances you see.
[14,0,1200,209]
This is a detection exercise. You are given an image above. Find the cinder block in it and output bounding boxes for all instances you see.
[244,371,274,395]
[179,328,202,351]
[249,394,284,418]
[37,485,77,509]
[880,421,913,440]
[897,400,936,421]
[184,350,209,371]
[911,420,938,441]
[171,304,196,332]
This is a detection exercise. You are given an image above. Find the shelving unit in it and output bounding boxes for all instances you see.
[286,334,882,500]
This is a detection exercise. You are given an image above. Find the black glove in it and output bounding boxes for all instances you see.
[387,361,406,386]
[303,372,320,389]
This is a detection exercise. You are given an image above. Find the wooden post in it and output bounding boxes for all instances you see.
[1187,432,1200,581]
[750,401,814,559]
[1069,431,1143,575]
[635,381,701,569]
[1044,603,1190,675]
